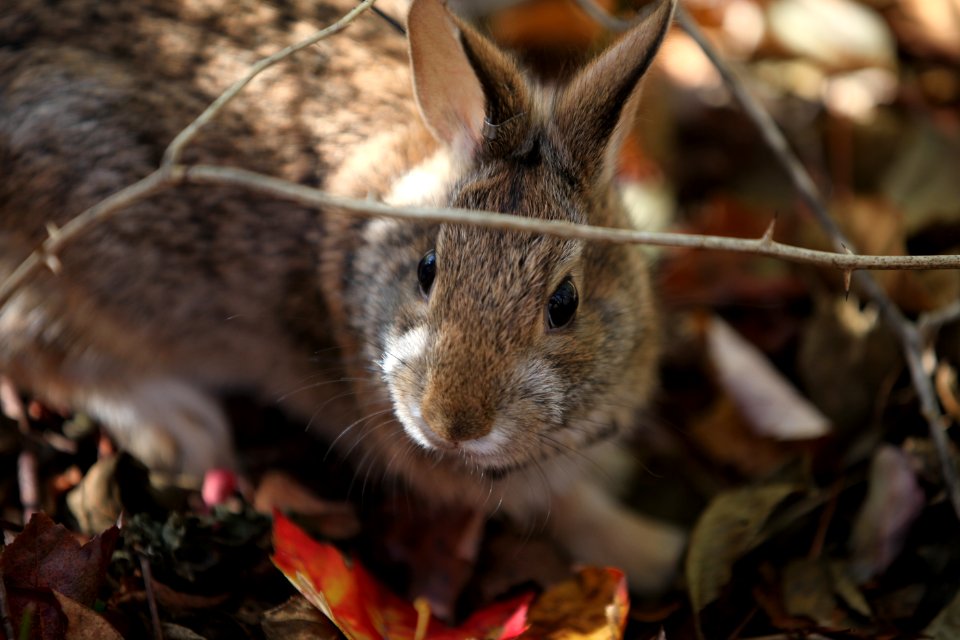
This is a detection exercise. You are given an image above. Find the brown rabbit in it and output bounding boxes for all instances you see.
[0,0,685,591]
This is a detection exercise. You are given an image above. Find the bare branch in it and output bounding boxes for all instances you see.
[920,301,960,340]
[184,164,960,271]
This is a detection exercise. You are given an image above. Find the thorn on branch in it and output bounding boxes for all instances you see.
[44,222,61,241]
[760,219,776,245]
[42,252,62,275]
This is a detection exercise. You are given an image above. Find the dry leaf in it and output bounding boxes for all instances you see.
[1,513,118,606]
[897,0,960,59]
[521,567,629,639]
[707,316,831,440]
[253,470,359,539]
[848,445,925,584]
[782,559,840,628]
[688,395,796,477]
[686,484,801,615]
[66,456,123,535]
[272,511,532,640]
[1,513,119,640]
[924,587,960,638]
[52,591,123,640]
[262,596,343,640]
[767,0,896,71]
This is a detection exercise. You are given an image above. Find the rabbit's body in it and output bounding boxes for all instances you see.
[0,0,685,590]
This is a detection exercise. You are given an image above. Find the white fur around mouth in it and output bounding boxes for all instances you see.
[401,400,435,450]
[397,398,509,462]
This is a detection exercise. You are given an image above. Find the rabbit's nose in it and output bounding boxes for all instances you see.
[420,397,494,445]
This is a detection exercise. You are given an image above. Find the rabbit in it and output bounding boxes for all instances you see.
[0,0,686,592]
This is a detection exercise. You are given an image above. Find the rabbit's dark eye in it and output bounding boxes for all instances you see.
[418,250,436,297]
[547,278,578,329]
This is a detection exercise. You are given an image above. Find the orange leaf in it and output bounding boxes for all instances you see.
[271,512,532,640]
[521,567,630,639]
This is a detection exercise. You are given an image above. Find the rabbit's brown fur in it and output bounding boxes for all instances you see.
[0,0,685,590]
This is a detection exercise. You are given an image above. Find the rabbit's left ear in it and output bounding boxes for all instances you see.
[552,0,675,182]
[407,0,530,158]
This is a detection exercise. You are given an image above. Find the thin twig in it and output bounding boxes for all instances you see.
[919,301,960,340]
[0,566,14,640]
[17,450,39,523]
[185,164,960,270]
[673,8,850,250]
[139,554,163,640]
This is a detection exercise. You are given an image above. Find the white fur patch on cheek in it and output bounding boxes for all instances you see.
[380,325,436,450]
[383,149,458,207]
[379,325,429,377]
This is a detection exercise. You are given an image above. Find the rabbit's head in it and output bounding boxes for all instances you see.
[349,0,674,476]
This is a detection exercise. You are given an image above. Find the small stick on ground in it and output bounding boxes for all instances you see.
[139,554,164,640]
[0,566,15,640]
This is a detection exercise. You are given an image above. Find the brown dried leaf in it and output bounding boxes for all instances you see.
[782,558,840,628]
[707,316,830,440]
[253,470,359,540]
[521,567,629,639]
[925,587,960,638]
[767,0,896,71]
[686,484,801,615]
[262,596,342,640]
[1,512,118,606]
[688,395,794,478]
[66,457,122,535]
[848,445,925,583]
[52,591,122,640]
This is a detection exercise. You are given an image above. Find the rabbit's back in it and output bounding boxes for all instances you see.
[0,0,417,471]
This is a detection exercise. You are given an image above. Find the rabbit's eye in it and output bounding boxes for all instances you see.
[418,250,437,297]
[547,278,578,329]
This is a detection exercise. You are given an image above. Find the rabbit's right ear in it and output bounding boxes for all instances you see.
[408,0,530,158]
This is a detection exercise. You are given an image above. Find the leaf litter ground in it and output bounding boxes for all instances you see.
[3,0,960,638]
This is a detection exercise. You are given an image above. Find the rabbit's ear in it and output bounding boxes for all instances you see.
[408,0,529,157]
[553,0,675,182]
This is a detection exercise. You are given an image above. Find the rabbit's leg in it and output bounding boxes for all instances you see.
[550,480,687,593]
[80,378,235,478]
